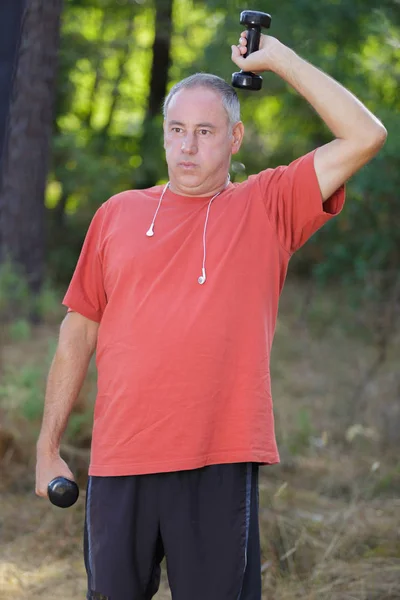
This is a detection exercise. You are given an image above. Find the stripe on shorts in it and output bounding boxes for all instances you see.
[86,476,95,590]
[237,463,252,600]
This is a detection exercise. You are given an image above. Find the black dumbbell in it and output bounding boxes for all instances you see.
[232,10,272,91]
[48,476,79,508]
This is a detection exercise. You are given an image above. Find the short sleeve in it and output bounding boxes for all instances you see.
[255,150,345,254]
[62,205,107,322]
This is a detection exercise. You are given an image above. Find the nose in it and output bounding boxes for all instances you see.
[181,132,197,154]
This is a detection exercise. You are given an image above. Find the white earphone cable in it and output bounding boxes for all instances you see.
[146,182,170,237]
[146,176,230,284]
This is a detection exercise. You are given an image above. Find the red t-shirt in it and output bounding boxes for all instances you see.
[63,150,345,476]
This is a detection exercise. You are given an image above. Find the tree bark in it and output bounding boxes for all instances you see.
[136,0,173,188]
[0,0,26,172]
[0,0,63,297]
[146,0,173,121]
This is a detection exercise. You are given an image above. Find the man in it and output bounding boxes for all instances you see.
[36,31,386,600]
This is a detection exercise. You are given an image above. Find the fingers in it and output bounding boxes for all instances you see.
[231,32,247,67]
[35,456,75,499]
[35,479,51,498]
[231,45,245,68]
[238,32,247,55]
[238,40,247,55]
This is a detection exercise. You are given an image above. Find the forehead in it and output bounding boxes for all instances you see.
[166,87,228,126]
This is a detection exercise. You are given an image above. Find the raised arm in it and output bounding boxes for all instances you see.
[35,311,99,498]
[231,34,387,200]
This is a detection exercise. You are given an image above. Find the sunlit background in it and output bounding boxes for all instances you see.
[0,1,399,598]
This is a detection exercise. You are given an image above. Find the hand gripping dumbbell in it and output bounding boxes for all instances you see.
[232,10,272,91]
[48,476,79,508]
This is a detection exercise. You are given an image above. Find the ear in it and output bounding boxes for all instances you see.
[231,121,244,155]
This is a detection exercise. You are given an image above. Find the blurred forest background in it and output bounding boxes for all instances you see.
[0,0,399,599]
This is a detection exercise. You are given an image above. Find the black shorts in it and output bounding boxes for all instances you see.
[84,462,261,600]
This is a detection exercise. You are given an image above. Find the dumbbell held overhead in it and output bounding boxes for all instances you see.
[48,476,79,508]
[232,10,272,91]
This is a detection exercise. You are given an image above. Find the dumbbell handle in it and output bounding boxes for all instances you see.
[48,476,79,508]
[245,27,261,58]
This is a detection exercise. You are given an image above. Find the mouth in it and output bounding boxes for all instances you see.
[178,162,198,169]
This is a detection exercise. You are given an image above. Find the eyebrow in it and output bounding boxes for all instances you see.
[168,120,217,129]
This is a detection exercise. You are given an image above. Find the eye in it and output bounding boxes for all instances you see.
[199,129,211,136]
[171,127,183,133]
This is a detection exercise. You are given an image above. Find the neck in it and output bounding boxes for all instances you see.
[168,175,230,198]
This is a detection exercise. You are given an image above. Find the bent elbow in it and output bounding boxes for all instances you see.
[366,123,387,153]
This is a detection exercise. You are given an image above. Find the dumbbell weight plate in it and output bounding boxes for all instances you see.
[231,71,263,90]
[240,11,271,29]
[48,476,79,508]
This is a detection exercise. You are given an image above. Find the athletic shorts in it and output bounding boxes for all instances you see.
[84,462,261,600]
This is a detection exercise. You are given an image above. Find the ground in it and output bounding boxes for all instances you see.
[1,281,399,599]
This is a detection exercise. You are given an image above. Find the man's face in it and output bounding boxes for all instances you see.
[163,87,243,196]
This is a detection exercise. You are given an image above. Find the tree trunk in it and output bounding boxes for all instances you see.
[136,0,173,188]
[0,0,26,172]
[146,0,173,121]
[0,0,63,297]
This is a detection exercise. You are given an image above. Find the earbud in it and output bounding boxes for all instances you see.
[198,268,206,285]
[146,225,154,237]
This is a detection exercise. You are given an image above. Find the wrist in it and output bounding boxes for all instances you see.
[268,42,297,78]
[36,436,60,457]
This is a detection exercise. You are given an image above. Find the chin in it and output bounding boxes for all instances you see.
[174,172,202,186]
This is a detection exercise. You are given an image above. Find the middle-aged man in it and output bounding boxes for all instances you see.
[36,30,387,600]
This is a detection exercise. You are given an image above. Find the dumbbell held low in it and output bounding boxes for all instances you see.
[48,476,79,508]
[232,10,272,91]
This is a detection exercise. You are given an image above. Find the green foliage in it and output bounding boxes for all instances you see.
[0,261,31,320]
[0,365,44,422]
[66,411,93,444]
[371,463,400,498]
[42,0,399,291]
[8,319,32,342]
[0,261,64,321]
[36,282,64,321]
[21,387,45,422]
[288,408,315,455]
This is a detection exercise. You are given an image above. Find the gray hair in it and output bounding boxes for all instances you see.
[163,73,241,128]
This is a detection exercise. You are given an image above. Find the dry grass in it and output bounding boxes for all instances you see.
[1,280,400,599]
[258,469,400,599]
